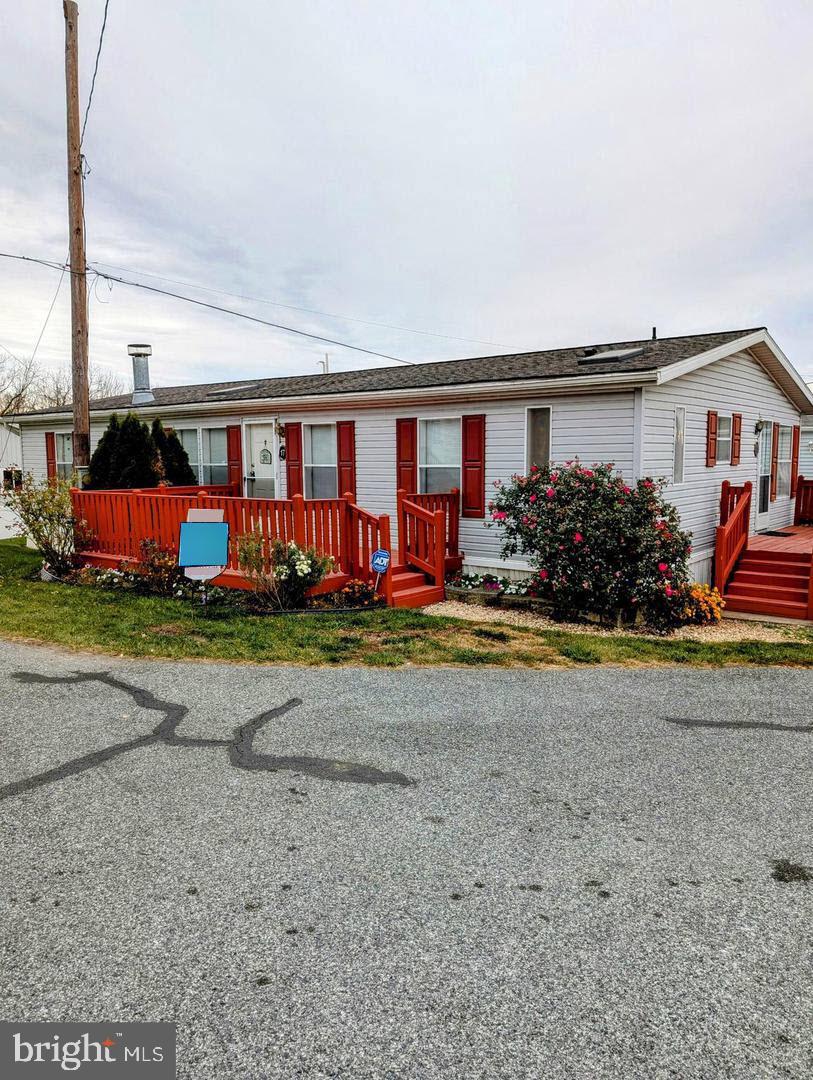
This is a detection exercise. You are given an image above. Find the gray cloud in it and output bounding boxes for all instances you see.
[1,0,811,390]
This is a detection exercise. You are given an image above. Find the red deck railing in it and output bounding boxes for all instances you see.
[794,476,813,525]
[714,480,752,593]
[344,493,393,605]
[718,478,751,526]
[71,488,391,595]
[97,483,241,498]
[399,488,460,559]
[397,495,446,586]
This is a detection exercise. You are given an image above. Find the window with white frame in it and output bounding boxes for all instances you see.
[419,418,461,493]
[176,428,201,483]
[526,407,551,472]
[673,407,685,484]
[777,425,793,497]
[304,423,337,498]
[200,427,228,485]
[716,414,732,464]
[56,433,73,479]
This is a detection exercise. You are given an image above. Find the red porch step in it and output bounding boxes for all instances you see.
[734,557,807,574]
[723,547,810,620]
[722,595,809,619]
[734,565,809,585]
[725,581,808,603]
[388,563,445,608]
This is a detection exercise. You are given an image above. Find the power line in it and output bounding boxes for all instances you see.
[31,261,67,362]
[92,268,415,363]
[0,253,414,364]
[80,0,111,145]
[89,260,508,348]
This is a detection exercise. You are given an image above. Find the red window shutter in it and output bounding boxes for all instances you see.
[730,413,742,466]
[336,420,356,499]
[791,424,801,497]
[285,422,303,496]
[45,432,57,480]
[396,418,417,492]
[461,414,486,518]
[226,425,243,491]
[705,411,718,467]
[770,422,780,501]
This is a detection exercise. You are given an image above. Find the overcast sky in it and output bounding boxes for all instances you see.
[1,1,812,391]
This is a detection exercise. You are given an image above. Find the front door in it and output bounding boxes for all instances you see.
[756,422,772,531]
[245,423,278,499]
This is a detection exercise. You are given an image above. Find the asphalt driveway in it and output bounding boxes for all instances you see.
[1,640,811,1079]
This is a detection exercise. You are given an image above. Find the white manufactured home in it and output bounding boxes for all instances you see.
[13,327,813,591]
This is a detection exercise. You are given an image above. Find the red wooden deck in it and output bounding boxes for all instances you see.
[743,526,813,556]
[71,487,456,608]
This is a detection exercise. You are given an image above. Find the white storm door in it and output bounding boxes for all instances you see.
[246,423,278,499]
[756,423,772,531]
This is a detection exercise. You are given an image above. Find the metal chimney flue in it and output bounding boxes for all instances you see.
[128,344,155,405]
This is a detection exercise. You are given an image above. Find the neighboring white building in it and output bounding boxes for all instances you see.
[0,421,21,478]
[12,327,813,583]
[801,401,813,480]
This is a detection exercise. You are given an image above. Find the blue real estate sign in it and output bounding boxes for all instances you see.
[371,549,391,575]
[178,521,229,571]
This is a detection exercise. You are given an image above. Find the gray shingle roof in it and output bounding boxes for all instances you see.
[17,328,763,417]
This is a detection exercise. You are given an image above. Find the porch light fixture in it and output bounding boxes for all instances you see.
[754,417,767,434]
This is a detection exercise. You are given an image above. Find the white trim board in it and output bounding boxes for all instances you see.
[632,387,645,481]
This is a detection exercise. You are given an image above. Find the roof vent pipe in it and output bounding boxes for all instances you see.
[652,326,657,341]
[128,344,155,405]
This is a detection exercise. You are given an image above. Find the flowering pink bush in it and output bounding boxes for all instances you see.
[487,461,691,628]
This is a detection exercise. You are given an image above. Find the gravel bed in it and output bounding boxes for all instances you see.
[423,599,809,643]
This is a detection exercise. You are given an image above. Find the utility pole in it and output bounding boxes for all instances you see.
[63,0,90,469]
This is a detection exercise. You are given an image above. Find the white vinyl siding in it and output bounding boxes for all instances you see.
[643,350,801,579]
[277,391,636,568]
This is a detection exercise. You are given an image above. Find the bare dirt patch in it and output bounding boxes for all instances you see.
[148,623,207,644]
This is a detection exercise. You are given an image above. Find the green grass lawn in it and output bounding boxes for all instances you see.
[1,538,811,668]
